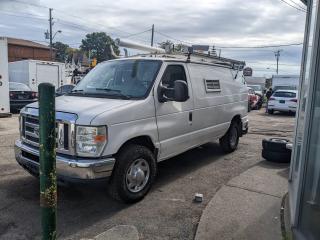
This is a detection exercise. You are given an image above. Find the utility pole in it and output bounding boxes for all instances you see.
[49,8,53,60]
[151,24,154,47]
[274,49,282,75]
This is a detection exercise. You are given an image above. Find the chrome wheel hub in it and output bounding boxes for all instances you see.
[126,158,150,193]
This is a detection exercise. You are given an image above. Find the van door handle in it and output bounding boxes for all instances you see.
[189,112,193,124]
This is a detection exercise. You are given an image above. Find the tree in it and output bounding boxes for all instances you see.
[174,43,187,52]
[52,41,69,62]
[159,40,173,52]
[80,32,120,63]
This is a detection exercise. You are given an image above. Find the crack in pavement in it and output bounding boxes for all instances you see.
[225,183,282,199]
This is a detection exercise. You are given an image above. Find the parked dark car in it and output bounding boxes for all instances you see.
[9,82,37,112]
[56,84,75,96]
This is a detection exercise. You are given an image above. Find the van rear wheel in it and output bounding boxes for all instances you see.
[108,144,157,203]
[219,121,240,153]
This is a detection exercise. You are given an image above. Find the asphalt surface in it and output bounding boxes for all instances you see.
[0,109,295,240]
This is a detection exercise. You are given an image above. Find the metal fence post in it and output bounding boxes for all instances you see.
[39,83,57,240]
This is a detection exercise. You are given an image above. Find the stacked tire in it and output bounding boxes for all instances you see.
[262,138,291,163]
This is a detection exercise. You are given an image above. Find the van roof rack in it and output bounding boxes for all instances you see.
[131,52,245,70]
[115,38,245,70]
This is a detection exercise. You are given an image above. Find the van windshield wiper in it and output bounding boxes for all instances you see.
[94,88,121,92]
[69,88,132,99]
[70,89,84,93]
[94,88,132,99]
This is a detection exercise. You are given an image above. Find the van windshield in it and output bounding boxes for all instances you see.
[71,59,162,99]
[273,91,297,98]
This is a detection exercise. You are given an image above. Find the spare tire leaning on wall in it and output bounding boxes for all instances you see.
[262,138,292,163]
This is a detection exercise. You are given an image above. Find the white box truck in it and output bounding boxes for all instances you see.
[0,37,10,116]
[272,75,299,92]
[9,60,66,92]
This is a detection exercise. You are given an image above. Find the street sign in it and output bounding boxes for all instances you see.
[243,67,253,77]
[192,45,210,51]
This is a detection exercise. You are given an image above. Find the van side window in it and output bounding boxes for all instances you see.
[161,65,187,88]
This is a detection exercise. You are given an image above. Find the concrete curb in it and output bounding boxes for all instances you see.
[195,161,289,240]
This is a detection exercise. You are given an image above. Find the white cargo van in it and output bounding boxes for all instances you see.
[15,55,249,203]
[9,60,66,92]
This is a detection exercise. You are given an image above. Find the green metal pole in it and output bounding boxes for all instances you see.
[39,83,57,240]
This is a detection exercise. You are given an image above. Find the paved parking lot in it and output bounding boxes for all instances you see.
[0,110,295,240]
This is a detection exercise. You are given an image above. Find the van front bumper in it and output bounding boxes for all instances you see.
[14,140,115,183]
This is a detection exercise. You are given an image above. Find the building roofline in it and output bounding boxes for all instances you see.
[5,37,53,50]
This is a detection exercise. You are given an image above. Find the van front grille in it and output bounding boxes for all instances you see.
[21,114,70,153]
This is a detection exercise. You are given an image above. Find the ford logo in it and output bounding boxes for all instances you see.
[33,126,39,137]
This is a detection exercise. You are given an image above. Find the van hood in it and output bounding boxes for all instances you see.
[25,95,134,123]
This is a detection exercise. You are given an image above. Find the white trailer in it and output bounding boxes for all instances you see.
[9,60,66,92]
[272,75,299,91]
[0,37,10,117]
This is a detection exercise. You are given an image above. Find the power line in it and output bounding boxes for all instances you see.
[155,29,303,49]
[5,1,307,50]
[9,0,144,40]
[10,0,48,9]
[216,42,303,49]
[286,0,307,10]
[123,29,152,38]
[154,30,194,45]
[246,60,301,66]
[0,11,47,20]
[278,0,307,12]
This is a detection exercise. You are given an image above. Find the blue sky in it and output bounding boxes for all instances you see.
[0,0,307,77]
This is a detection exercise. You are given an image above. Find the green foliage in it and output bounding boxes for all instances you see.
[159,40,174,50]
[80,32,120,63]
[52,41,69,62]
[174,43,185,52]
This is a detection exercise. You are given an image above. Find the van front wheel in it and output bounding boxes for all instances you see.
[109,144,157,203]
[219,121,240,153]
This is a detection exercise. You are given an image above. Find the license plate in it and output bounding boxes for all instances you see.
[18,95,26,100]
[279,100,285,104]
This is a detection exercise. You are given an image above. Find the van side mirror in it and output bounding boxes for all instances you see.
[173,80,189,102]
[158,80,189,102]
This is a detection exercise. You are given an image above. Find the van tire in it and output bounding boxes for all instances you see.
[262,138,290,153]
[268,109,274,114]
[108,144,157,203]
[219,121,240,153]
[262,149,291,163]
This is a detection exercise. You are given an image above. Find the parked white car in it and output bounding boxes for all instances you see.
[267,90,298,114]
[15,56,249,203]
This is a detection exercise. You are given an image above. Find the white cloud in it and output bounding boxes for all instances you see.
[0,0,307,76]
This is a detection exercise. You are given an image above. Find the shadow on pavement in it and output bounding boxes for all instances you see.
[256,160,290,179]
[0,142,224,239]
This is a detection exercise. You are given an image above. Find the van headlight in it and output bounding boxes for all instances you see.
[76,126,107,157]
